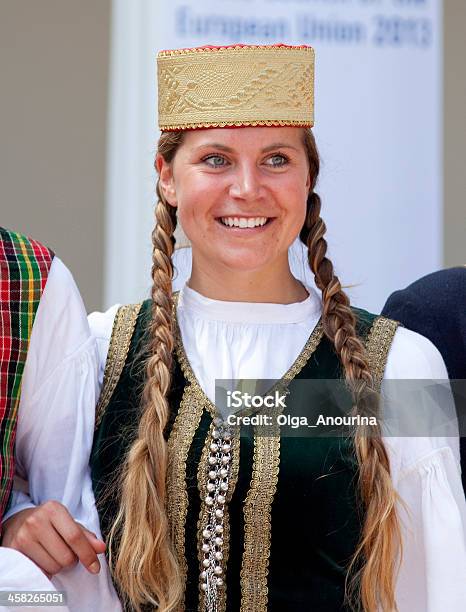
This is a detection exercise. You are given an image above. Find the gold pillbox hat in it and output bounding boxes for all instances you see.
[157,44,315,131]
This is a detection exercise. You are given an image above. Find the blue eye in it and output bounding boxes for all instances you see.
[266,154,288,167]
[204,155,227,168]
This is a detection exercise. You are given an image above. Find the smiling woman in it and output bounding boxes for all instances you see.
[156,127,310,299]
[3,44,466,612]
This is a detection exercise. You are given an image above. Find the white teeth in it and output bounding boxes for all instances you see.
[220,217,268,228]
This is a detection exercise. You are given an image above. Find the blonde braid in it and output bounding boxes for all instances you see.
[302,130,402,611]
[108,187,182,611]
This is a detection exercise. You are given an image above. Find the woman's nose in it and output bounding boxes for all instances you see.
[229,163,263,201]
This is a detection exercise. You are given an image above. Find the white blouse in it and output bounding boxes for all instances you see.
[1,276,465,611]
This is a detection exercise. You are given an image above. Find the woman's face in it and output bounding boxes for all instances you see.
[157,126,311,275]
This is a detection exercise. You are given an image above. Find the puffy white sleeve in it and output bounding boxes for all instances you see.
[0,258,121,612]
[383,327,466,611]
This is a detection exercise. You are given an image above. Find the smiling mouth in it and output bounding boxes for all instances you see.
[217,216,273,228]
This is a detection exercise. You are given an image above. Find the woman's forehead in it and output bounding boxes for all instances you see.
[181,126,304,150]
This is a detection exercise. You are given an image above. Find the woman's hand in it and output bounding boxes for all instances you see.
[1,501,106,577]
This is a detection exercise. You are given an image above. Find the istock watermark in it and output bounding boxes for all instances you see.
[214,379,466,438]
[225,412,378,429]
[226,389,287,409]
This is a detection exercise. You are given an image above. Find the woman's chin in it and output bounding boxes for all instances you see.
[214,251,278,274]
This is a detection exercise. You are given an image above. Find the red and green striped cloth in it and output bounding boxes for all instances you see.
[0,227,54,522]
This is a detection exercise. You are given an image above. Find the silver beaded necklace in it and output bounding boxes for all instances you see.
[200,416,233,611]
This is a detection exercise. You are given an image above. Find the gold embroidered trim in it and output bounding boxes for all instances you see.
[161,120,313,132]
[365,316,400,390]
[166,382,205,612]
[240,321,324,612]
[197,425,213,611]
[94,303,142,430]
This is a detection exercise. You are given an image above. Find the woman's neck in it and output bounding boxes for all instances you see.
[187,258,309,304]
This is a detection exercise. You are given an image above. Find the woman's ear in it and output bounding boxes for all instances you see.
[156,153,177,207]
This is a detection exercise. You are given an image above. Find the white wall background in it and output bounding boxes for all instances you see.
[106,0,442,312]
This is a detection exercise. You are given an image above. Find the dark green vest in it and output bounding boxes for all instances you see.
[91,299,398,612]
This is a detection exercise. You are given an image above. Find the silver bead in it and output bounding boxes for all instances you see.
[222,444,231,453]
[215,525,223,534]
[202,529,211,538]
[208,470,217,480]
[205,496,214,506]
[201,583,207,591]
[203,559,211,568]
[208,456,218,465]
[210,443,219,452]
[217,494,225,504]
[214,551,223,561]
[202,543,210,552]
[220,468,228,477]
[207,482,216,492]
[214,537,223,546]
[221,456,230,465]
[216,577,224,586]
[220,482,228,492]
[201,571,207,580]
[215,509,224,518]
[214,565,223,575]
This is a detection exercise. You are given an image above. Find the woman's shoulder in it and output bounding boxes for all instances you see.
[384,325,448,380]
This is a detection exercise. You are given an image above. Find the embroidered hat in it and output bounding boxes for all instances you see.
[157,44,315,131]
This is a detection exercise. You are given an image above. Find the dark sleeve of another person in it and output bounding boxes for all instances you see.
[381,267,466,495]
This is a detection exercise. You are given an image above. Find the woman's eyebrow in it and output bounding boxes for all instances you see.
[195,143,234,152]
[262,143,299,152]
[195,142,298,152]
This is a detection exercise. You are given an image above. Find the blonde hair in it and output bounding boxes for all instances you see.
[109,128,401,611]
